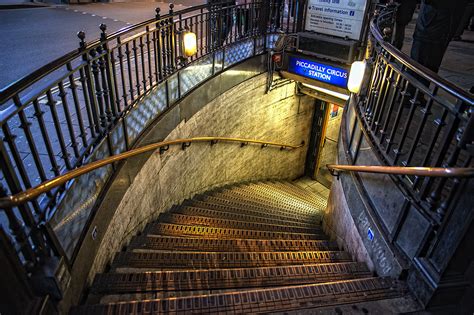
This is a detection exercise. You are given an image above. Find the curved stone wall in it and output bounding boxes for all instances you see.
[88,73,314,285]
[323,96,407,279]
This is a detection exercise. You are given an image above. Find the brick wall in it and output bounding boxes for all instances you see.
[88,74,315,281]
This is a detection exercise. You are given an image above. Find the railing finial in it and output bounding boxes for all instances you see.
[155,7,161,19]
[77,30,86,49]
[100,23,107,41]
[169,3,174,14]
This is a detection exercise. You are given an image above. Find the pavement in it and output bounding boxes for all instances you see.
[400,13,474,92]
[0,1,204,90]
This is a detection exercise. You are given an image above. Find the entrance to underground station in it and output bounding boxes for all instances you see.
[267,0,370,187]
[266,0,371,186]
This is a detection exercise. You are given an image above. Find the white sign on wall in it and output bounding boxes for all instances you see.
[305,0,368,41]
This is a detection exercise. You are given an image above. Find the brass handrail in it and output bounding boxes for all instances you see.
[0,137,304,208]
[327,164,474,178]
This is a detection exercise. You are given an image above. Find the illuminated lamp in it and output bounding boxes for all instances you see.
[182,29,197,57]
[347,60,367,94]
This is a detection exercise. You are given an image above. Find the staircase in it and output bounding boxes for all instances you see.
[72,181,405,314]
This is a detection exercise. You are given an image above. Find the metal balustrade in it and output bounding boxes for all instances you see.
[351,6,474,227]
[0,0,304,273]
[1,0,472,304]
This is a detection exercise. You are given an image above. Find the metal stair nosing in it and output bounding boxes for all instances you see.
[72,277,403,315]
[185,200,322,225]
[90,262,373,295]
[156,212,322,234]
[111,250,353,269]
[128,235,340,252]
[146,222,328,240]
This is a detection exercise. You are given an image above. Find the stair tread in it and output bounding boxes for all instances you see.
[112,250,352,269]
[157,212,321,234]
[189,201,321,224]
[129,235,339,252]
[171,205,318,228]
[201,194,319,216]
[73,277,402,314]
[92,262,372,294]
[147,222,327,240]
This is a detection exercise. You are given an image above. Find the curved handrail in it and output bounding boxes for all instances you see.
[327,164,474,178]
[370,9,473,106]
[0,137,303,207]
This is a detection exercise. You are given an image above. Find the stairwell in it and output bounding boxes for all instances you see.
[71,181,408,314]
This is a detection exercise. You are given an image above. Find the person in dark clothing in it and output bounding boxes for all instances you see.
[410,0,469,76]
[208,0,235,48]
[393,0,418,49]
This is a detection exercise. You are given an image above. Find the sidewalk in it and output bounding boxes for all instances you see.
[400,13,474,92]
[0,1,204,90]
[0,0,49,9]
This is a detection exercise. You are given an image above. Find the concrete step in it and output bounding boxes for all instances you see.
[211,189,318,214]
[188,200,321,225]
[145,223,327,240]
[128,235,339,252]
[112,250,352,270]
[220,183,322,211]
[235,182,322,209]
[157,212,321,234]
[267,181,329,207]
[91,262,372,294]
[197,194,320,218]
[170,205,317,228]
[72,277,402,314]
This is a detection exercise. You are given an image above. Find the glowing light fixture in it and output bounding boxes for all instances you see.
[347,61,367,93]
[182,30,197,57]
[301,83,349,101]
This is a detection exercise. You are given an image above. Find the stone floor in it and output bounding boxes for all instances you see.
[293,177,330,201]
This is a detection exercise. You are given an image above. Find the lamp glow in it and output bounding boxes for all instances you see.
[182,31,197,57]
[347,61,366,93]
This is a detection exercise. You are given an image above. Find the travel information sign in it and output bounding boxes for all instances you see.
[288,56,349,89]
[305,0,368,40]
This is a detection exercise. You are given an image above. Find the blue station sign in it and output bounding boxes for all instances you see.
[288,56,349,89]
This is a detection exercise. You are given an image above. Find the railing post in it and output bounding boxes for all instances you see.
[78,31,103,136]
[169,4,177,73]
[155,8,164,82]
[0,138,48,263]
[295,0,306,32]
[0,185,36,271]
[426,101,472,221]
[99,24,119,120]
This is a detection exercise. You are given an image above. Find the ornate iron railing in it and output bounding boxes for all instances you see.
[0,0,304,275]
[354,6,473,226]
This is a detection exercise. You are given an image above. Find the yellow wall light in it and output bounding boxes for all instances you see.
[347,60,367,94]
[182,31,197,57]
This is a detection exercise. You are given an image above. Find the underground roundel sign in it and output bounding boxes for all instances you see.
[305,0,369,41]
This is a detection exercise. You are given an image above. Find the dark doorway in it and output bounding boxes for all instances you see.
[305,100,344,188]
[305,99,326,179]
